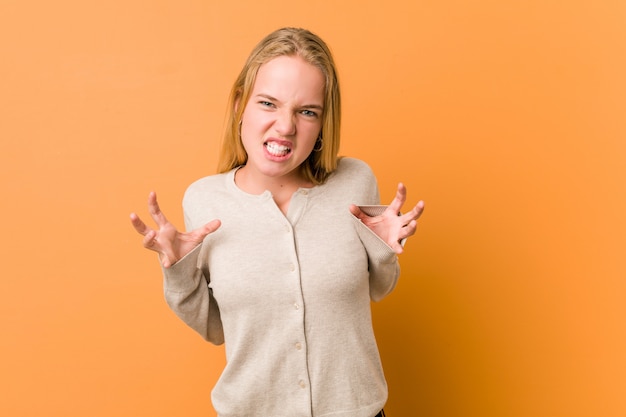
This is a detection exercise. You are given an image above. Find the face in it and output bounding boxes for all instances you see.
[239,55,325,185]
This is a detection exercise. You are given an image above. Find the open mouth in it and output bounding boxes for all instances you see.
[264,141,292,157]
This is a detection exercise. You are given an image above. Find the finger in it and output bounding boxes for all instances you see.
[399,200,425,225]
[141,229,159,249]
[388,183,407,214]
[160,253,174,269]
[130,212,150,236]
[198,219,221,237]
[390,240,404,255]
[160,247,183,268]
[415,200,425,216]
[147,191,170,227]
[188,219,222,244]
[399,219,418,240]
[348,204,366,219]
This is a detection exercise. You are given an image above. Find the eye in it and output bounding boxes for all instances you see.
[259,101,275,108]
[300,109,318,118]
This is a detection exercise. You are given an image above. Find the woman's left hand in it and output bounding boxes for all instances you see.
[349,183,425,254]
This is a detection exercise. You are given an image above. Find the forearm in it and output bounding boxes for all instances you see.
[162,244,224,344]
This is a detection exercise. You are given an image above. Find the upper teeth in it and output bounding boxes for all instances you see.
[266,142,291,156]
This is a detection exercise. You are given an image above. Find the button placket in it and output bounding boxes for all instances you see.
[282,214,311,405]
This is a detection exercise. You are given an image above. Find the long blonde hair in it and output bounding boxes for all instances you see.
[217,27,341,185]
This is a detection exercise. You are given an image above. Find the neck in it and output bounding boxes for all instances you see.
[235,165,312,195]
[235,166,312,215]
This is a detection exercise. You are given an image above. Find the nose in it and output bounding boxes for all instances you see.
[274,110,296,137]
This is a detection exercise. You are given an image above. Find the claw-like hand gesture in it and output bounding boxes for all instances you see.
[349,183,425,254]
[130,192,221,268]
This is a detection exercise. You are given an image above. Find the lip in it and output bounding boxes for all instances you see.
[263,137,293,161]
[264,137,293,147]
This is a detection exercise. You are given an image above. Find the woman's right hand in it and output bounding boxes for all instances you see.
[130,191,221,268]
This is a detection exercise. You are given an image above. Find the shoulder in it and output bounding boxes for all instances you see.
[337,156,373,172]
[185,172,228,193]
[323,157,380,204]
[333,157,377,183]
[181,170,235,230]
[185,173,225,197]
[183,170,233,210]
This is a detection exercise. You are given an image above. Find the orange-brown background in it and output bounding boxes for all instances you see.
[1,1,625,416]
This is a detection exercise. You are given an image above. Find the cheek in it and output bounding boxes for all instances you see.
[242,110,273,134]
[301,122,322,142]
[240,112,259,141]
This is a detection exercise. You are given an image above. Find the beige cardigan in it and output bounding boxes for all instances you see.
[163,157,400,417]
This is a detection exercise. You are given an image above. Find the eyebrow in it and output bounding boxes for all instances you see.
[256,94,324,111]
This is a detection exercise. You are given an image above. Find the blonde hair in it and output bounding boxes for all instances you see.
[217,27,341,185]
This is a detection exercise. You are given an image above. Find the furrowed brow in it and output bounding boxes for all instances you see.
[256,93,323,111]
[256,94,279,102]
[301,104,324,111]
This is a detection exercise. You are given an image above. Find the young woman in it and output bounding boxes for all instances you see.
[131,27,424,417]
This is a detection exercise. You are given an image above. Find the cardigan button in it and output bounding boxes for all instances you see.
[298,380,306,389]
[295,342,302,350]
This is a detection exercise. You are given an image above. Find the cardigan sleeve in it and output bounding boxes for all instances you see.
[352,206,401,302]
[342,158,401,301]
[162,243,225,345]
